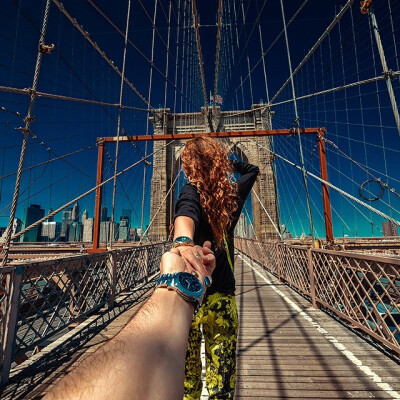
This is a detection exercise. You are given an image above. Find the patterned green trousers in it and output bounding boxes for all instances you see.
[184,292,239,400]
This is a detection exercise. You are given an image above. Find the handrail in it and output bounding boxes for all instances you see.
[0,242,167,385]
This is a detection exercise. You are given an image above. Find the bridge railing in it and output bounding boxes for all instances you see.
[235,238,400,357]
[0,242,167,384]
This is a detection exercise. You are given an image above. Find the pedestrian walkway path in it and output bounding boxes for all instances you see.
[1,252,400,399]
[234,253,400,399]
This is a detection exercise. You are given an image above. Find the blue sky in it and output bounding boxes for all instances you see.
[0,0,399,237]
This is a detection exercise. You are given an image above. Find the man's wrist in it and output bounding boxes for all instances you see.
[153,287,196,313]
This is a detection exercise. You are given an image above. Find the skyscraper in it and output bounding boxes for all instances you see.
[121,209,132,227]
[61,207,73,241]
[41,221,61,241]
[68,222,81,242]
[83,217,94,242]
[100,221,119,243]
[21,204,45,242]
[72,202,80,222]
[81,209,89,225]
[101,206,108,223]
[119,217,130,241]
[0,218,22,242]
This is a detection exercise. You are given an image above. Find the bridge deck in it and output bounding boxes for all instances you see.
[1,252,400,399]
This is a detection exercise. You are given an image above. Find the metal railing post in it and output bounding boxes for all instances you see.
[144,247,149,283]
[108,251,117,307]
[1,266,23,385]
[276,243,282,282]
[307,248,318,309]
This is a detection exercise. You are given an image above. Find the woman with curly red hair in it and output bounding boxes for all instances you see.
[172,136,259,399]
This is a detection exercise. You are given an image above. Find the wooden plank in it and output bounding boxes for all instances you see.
[233,255,400,399]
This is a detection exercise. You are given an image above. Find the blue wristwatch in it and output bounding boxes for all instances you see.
[156,272,204,305]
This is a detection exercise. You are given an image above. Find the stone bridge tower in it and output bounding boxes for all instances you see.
[148,105,279,241]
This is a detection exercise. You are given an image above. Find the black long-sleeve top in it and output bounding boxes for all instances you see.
[174,161,259,296]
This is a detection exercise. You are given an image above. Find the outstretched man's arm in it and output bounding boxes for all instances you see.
[44,250,214,400]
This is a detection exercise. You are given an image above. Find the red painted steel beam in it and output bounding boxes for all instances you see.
[317,133,334,242]
[92,141,104,251]
[99,128,326,142]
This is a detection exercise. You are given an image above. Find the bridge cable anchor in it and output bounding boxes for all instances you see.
[39,42,55,54]
[360,0,372,15]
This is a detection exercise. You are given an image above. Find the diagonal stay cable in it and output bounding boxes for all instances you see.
[87,0,197,110]
[269,0,355,105]
[141,165,182,241]
[52,0,156,112]
[0,145,95,181]
[279,0,315,244]
[192,0,209,118]
[213,0,224,102]
[1,0,52,267]
[273,149,400,226]
[110,0,132,249]
[238,0,309,91]
[8,141,175,243]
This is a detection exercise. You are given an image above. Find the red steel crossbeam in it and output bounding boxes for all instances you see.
[100,128,325,142]
[92,127,333,251]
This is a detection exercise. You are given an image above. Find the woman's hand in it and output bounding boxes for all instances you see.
[170,241,215,279]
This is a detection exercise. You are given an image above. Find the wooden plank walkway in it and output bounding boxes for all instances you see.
[1,252,400,399]
[235,252,400,399]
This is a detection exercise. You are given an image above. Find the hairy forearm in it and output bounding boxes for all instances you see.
[44,290,194,400]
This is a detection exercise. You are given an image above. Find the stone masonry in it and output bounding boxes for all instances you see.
[148,105,279,241]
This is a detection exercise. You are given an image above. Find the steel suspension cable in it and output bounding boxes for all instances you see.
[238,0,309,91]
[52,0,155,112]
[142,165,182,241]
[273,148,400,226]
[213,0,223,103]
[191,0,209,116]
[270,0,355,104]
[109,0,132,249]
[8,141,174,243]
[140,0,159,239]
[369,7,400,136]
[164,0,173,110]
[279,0,315,245]
[368,17,393,214]
[323,136,400,200]
[256,0,270,103]
[0,145,95,181]
[87,0,196,110]
[1,0,52,267]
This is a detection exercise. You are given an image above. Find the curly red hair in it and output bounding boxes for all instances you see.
[181,137,238,248]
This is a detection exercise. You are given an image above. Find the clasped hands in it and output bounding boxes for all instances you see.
[160,241,215,292]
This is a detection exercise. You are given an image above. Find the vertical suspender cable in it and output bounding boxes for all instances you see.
[338,13,357,236]
[110,0,132,249]
[192,0,210,120]
[257,16,270,102]
[140,0,158,239]
[368,15,392,216]
[213,0,223,103]
[1,0,52,267]
[270,0,355,105]
[349,6,373,231]
[164,0,175,228]
[180,1,188,113]
[279,0,315,244]
[369,7,400,137]
[240,2,254,105]
[172,0,182,133]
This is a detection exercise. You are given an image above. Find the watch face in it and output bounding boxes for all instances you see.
[178,272,203,294]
